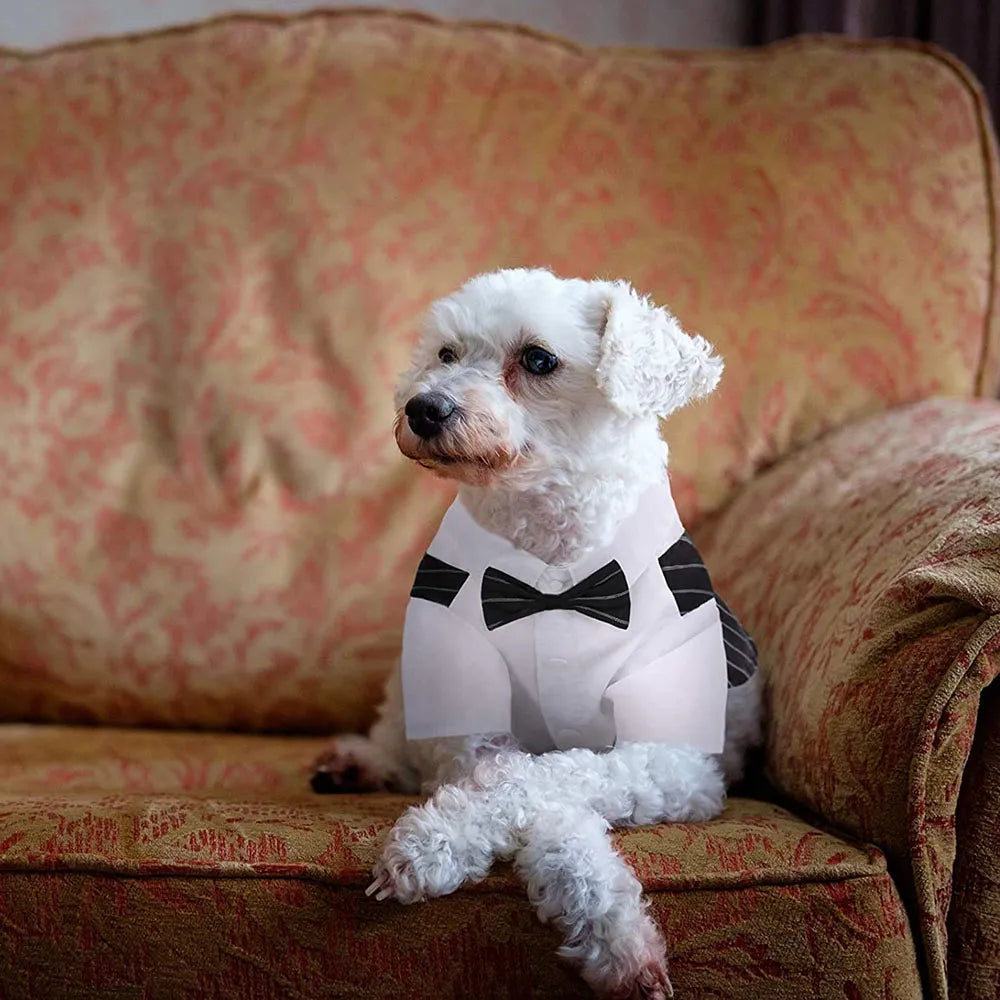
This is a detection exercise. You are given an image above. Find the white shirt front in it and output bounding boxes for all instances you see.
[401,483,729,755]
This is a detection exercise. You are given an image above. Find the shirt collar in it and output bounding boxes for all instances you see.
[426,481,684,591]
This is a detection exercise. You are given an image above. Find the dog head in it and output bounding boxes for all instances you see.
[394,268,723,487]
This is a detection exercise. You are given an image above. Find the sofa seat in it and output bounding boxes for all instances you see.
[0,725,921,999]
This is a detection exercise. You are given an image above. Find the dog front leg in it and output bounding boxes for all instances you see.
[368,747,530,903]
[475,742,725,826]
[368,740,725,905]
[502,744,719,998]
[515,803,673,999]
[581,742,727,827]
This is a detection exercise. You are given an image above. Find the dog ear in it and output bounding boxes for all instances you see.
[590,280,723,418]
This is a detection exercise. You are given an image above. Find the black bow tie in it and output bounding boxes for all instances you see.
[481,560,631,631]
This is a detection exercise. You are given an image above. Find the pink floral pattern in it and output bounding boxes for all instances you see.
[702,398,1000,999]
[948,683,1000,1000]
[0,724,920,998]
[0,15,997,733]
[1,16,999,996]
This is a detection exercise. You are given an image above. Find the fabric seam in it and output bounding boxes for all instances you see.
[0,10,961,61]
[0,860,897,898]
[0,9,987,79]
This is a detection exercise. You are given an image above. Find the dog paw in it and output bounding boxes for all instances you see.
[310,736,386,794]
[366,854,438,906]
[582,911,673,1000]
[365,801,473,904]
[596,954,673,1000]
[366,836,453,905]
[622,955,673,999]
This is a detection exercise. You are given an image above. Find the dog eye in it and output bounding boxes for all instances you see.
[438,347,458,364]
[521,346,558,376]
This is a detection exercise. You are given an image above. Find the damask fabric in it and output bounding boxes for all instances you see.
[948,682,1000,1000]
[1,13,999,734]
[0,725,921,999]
[701,398,1000,1000]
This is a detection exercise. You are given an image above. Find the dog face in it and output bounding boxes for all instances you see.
[394,269,723,487]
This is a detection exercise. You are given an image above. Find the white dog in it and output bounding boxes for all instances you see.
[312,269,763,999]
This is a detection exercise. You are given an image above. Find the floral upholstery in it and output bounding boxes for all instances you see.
[0,10,998,1000]
[702,398,1000,999]
[0,12,997,735]
[948,681,1000,1000]
[0,726,920,998]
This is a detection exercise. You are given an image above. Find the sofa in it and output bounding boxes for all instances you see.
[0,10,998,999]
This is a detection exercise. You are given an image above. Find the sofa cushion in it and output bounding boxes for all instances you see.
[1,13,997,732]
[0,724,921,998]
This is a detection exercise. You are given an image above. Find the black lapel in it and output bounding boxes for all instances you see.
[658,533,715,613]
[410,553,469,608]
[717,597,758,688]
[658,533,757,688]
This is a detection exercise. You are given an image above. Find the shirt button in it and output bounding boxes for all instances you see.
[555,728,582,747]
[538,569,572,594]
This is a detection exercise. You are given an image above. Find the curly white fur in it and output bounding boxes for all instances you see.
[313,269,763,999]
[596,280,724,419]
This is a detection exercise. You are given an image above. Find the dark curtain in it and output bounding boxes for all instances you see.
[749,1,1000,121]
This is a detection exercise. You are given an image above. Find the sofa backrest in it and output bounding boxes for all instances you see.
[0,12,997,731]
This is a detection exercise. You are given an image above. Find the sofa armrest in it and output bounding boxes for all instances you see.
[699,398,1000,999]
[948,680,1000,1000]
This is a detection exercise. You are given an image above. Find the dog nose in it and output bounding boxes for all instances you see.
[405,392,456,439]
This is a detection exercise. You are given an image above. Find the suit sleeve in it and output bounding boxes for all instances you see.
[401,598,513,741]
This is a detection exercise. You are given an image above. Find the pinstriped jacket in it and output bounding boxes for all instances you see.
[401,483,756,755]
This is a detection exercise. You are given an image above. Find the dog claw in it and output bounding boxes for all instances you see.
[367,872,395,901]
[366,872,389,897]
